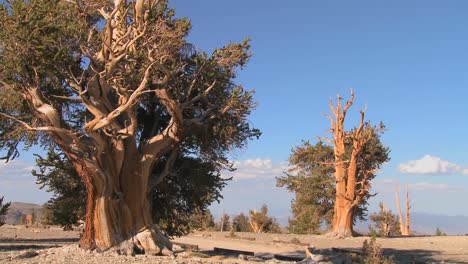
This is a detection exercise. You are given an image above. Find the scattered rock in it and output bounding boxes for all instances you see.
[238,254,249,260]
[15,250,39,259]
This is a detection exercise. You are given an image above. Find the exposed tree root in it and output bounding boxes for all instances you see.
[113,227,173,256]
[326,228,354,239]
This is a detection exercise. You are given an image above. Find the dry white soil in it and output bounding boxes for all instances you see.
[1,225,468,263]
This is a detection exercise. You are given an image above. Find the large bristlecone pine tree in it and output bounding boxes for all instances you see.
[0,0,259,255]
[325,90,389,238]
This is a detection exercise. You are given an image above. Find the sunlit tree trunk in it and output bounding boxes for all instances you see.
[325,89,374,238]
[395,182,411,236]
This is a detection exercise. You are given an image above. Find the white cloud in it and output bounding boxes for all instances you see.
[398,155,467,175]
[373,179,465,195]
[0,160,35,181]
[408,182,464,192]
[223,158,288,180]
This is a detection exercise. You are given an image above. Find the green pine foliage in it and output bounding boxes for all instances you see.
[33,148,86,230]
[369,202,400,237]
[362,237,394,264]
[0,196,11,227]
[0,0,260,244]
[188,209,215,231]
[232,213,252,232]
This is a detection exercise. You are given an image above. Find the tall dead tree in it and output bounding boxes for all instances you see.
[395,183,411,236]
[325,89,385,238]
[0,0,259,255]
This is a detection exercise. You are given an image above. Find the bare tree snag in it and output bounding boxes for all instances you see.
[395,182,411,236]
[405,184,411,236]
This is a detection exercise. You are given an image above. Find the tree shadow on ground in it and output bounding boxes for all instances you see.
[0,238,78,252]
[0,244,61,252]
[187,247,468,263]
[384,248,468,264]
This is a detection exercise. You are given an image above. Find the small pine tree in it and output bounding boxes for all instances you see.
[435,227,446,236]
[369,202,400,237]
[188,209,215,231]
[232,213,253,232]
[217,213,231,232]
[20,214,27,225]
[0,196,11,227]
[362,237,394,264]
[40,205,53,225]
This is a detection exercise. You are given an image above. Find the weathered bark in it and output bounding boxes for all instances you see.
[0,0,255,255]
[326,89,374,238]
[248,213,265,233]
[405,185,410,235]
[69,154,173,255]
[329,205,354,237]
[395,182,410,236]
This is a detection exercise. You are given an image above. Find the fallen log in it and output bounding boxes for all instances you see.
[213,247,254,256]
[273,254,305,262]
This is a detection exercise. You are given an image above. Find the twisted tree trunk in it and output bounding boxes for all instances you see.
[68,152,172,255]
[326,89,374,238]
[330,204,354,237]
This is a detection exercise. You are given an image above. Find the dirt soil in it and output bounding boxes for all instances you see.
[1,225,467,263]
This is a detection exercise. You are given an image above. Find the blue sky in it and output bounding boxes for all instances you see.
[1,1,468,225]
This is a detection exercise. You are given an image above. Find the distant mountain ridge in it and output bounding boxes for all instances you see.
[5,202,468,235]
[4,202,43,225]
[356,212,468,235]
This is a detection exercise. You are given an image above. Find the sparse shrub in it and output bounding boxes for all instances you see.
[229,229,237,237]
[189,209,216,231]
[290,237,301,245]
[0,196,11,227]
[362,237,394,264]
[368,226,379,238]
[232,213,253,232]
[435,227,446,236]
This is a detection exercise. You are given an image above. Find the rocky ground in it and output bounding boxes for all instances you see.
[1,225,467,263]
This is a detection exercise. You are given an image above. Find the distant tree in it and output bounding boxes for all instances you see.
[0,196,11,226]
[12,210,23,225]
[31,212,37,225]
[232,213,252,232]
[369,202,400,237]
[39,204,53,225]
[217,213,231,232]
[435,227,446,236]
[20,214,27,225]
[248,204,281,233]
[395,183,411,236]
[188,209,215,231]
